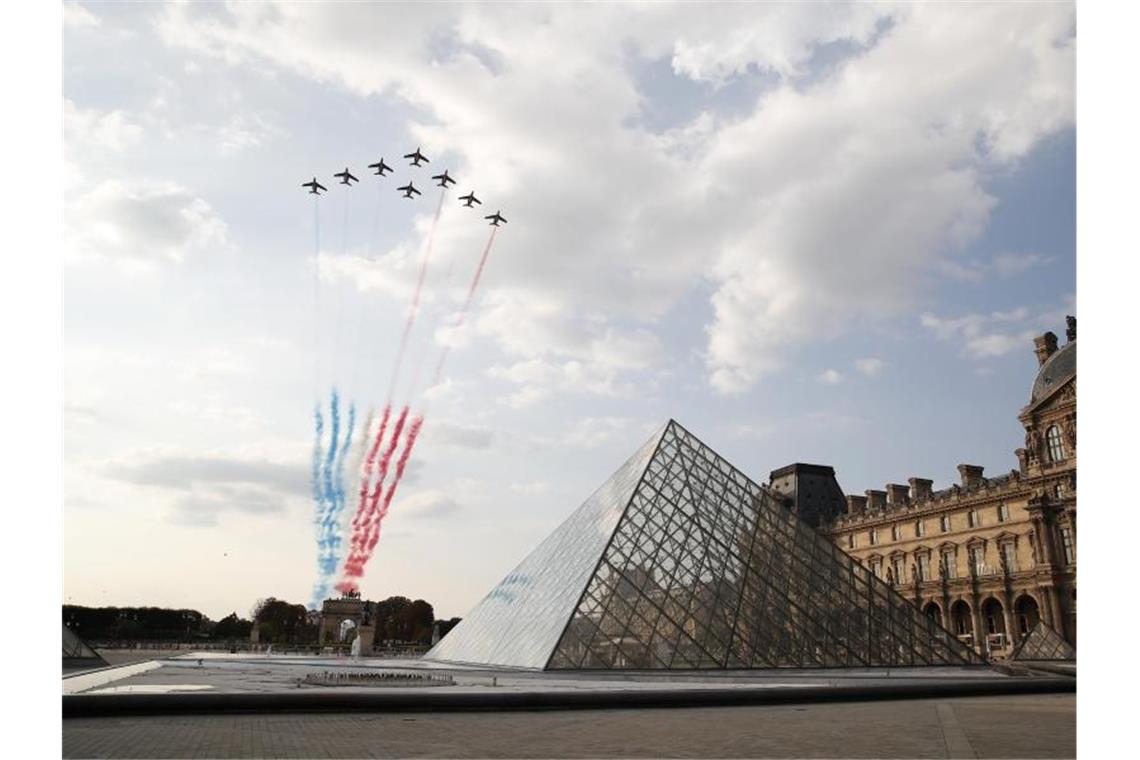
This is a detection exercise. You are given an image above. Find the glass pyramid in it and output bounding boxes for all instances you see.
[63,624,105,665]
[1010,621,1075,661]
[426,420,982,670]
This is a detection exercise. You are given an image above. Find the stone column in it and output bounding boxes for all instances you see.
[970,592,985,656]
[1001,590,1016,649]
[1044,584,1065,633]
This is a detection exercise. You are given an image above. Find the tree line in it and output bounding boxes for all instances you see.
[63,596,463,646]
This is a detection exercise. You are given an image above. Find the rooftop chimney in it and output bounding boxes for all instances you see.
[1066,315,1076,343]
[865,489,887,512]
[1033,331,1058,366]
[957,464,984,489]
[886,484,909,507]
[908,477,933,501]
[846,495,867,516]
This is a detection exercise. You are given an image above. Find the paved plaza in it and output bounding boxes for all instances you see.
[63,692,1074,758]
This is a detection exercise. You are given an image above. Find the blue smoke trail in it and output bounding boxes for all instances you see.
[309,402,328,607]
[314,389,341,587]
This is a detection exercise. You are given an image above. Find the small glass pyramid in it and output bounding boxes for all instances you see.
[425,420,982,670]
[1010,621,1076,661]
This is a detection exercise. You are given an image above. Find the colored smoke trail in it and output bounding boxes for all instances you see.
[384,189,448,403]
[432,225,500,386]
[329,401,356,528]
[338,405,409,588]
[320,388,341,523]
[365,414,424,554]
[309,401,328,607]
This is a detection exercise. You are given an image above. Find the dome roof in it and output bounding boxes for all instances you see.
[1030,339,1076,404]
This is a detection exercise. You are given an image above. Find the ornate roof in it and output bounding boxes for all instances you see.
[1030,339,1076,405]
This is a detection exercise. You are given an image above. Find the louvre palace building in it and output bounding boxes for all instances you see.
[787,317,1077,658]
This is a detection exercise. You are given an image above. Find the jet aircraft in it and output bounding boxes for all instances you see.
[367,158,393,176]
[397,182,422,198]
[458,192,481,207]
[431,170,456,188]
[302,177,327,195]
[404,147,429,166]
[334,168,359,185]
[485,211,507,227]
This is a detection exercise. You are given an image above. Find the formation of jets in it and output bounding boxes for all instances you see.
[302,148,506,225]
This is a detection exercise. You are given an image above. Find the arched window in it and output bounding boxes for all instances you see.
[1046,425,1065,462]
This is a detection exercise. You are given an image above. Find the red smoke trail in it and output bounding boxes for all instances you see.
[365,415,424,554]
[338,405,409,586]
[385,189,447,401]
[432,225,500,386]
[347,403,391,545]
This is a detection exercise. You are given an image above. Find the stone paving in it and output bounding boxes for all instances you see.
[63,693,1074,758]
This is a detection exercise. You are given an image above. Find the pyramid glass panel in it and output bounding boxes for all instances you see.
[423,423,667,669]
[1010,621,1076,661]
[547,421,981,669]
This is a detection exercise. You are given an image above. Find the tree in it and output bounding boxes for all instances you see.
[436,617,462,639]
[212,612,253,640]
[251,598,314,644]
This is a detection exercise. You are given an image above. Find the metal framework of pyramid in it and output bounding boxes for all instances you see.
[1010,621,1075,661]
[425,420,983,670]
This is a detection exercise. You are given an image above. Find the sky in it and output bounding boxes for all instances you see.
[63,1,1075,622]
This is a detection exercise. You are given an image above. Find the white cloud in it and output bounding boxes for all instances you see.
[153,1,1074,397]
[934,251,1052,282]
[545,417,643,450]
[993,252,1053,277]
[854,358,884,377]
[670,2,885,85]
[65,99,143,153]
[920,301,1071,359]
[64,2,101,29]
[423,421,495,449]
[394,489,461,520]
[818,369,844,385]
[66,179,230,267]
[218,113,286,154]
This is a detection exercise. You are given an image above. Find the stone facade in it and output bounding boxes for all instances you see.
[317,594,376,653]
[788,319,1076,659]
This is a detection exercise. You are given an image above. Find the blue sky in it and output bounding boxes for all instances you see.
[63,1,1075,620]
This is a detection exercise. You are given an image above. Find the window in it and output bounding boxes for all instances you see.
[1060,526,1075,565]
[967,509,979,528]
[969,545,985,574]
[891,556,906,585]
[869,529,878,546]
[940,515,951,533]
[942,550,957,579]
[870,559,882,579]
[847,534,856,550]
[997,504,1010,523]
[1046,425,1065,462]
[1054,484,1065,500]
[915,520,925,537]
[891,525,901,541]
[1001,542,1017,572]
[916,553,930,582]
